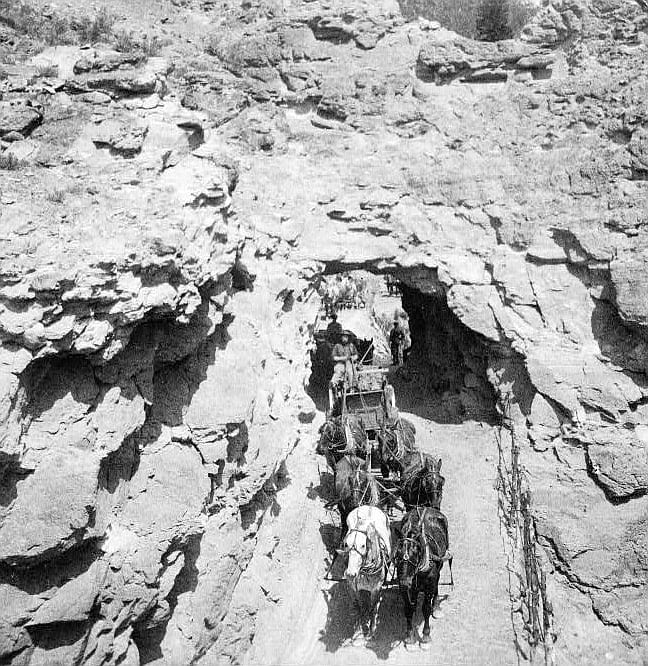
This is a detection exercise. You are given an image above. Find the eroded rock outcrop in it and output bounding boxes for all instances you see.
[0,34,319,664]
[3,0,648,662]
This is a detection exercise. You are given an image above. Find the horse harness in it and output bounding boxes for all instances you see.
[346,528,389,578]
[379,421,405,465]
[400,508,449,574]
[325,420,348,454]
[404,461,443,509]
[351,465,375,506]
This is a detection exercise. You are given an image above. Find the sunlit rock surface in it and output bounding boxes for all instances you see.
[2,0,648,662]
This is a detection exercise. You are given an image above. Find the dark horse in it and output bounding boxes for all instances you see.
[396,507,452,645]
[375,417,417,479]
[399,452,444,510]
[317,416,368,470]
[334,454,380,536]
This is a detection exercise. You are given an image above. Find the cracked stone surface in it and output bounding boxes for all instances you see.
[2,0,648,662]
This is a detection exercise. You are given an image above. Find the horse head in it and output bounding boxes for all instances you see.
[397,523,423,586]
[316,422,328,456]
[340,525,373,580]
[421,458,444,510]
[318,418,347,458]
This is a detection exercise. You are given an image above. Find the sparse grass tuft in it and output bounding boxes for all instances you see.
[0,0,72,44]
[46,186,66,203]
[113,29,163,56]
[0,152,22,170]
[114,28,136,53]
[0,1,117,46]
[75,7,115,44]
[34,63,59,78]
[139,34,162,56]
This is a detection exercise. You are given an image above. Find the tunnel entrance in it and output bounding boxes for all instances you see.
[306,269,497,424]
[398,283,498,423]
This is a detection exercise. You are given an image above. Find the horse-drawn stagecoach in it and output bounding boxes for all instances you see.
[314,323,453,647]
[328,366,397,466]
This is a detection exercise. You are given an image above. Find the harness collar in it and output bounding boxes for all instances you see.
[400,508,448,574]
[344,528,388,576]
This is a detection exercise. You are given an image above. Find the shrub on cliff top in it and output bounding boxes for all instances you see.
[397,0,537,40]
[476,0,512,41]
[0,152,22,170]
[75,7,115,44]
[0,1,116,46]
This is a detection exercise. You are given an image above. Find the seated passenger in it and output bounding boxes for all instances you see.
[330,331,358,391]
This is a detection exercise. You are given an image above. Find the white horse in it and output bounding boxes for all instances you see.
[338,505,391,643]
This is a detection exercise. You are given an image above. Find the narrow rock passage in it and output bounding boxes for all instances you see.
[245,411,518,665]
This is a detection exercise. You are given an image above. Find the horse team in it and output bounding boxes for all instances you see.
[316,415,453,647]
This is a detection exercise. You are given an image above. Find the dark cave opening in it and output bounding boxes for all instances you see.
[398,282,498,423]
[306,269,498,423]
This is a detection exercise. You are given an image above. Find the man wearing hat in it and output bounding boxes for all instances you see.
[389,318,405,366]
[326,313,343,343]
[330,330,359,398]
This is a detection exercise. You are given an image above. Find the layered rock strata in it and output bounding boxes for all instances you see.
[2,0,648,662]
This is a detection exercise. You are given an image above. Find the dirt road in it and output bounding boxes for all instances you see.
[244,411,518,666]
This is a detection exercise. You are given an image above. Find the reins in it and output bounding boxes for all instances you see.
[380,421,405,466]
[332,457,377,508]
[399,508,452,576]
[345,528,388,578]
[403,463,443,509]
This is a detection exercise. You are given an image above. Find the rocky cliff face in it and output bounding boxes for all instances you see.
[2,0,648,662]
[0,33,320,664]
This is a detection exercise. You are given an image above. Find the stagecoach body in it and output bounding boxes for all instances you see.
[329,367,397,470]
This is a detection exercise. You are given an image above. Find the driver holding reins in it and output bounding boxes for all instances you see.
[331,330,359,397]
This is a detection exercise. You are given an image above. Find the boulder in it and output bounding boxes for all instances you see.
[30,45,88,80]
[0,102,42,138]
[587,429,648,499]
[3,138,41,164]
[71,57,170,97]
[118,442,209,538]
[418,35,521,82]
[527,392,561,449]
[611,251,648,327]
[0,447,101,565]
[91,120,149,157]
[446,284,502,342]
[157,154,236,208]
[28,561,108,626]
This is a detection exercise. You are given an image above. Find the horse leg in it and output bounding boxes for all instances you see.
[400,588,417,645]
[431,564,443,619]
[338,503,348,540]
[366,587,380,639]
[349,593,363,644]
[421,587,432,643]
[350,590,367,642]
[421,568,440,643]
[360,591,371,638]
